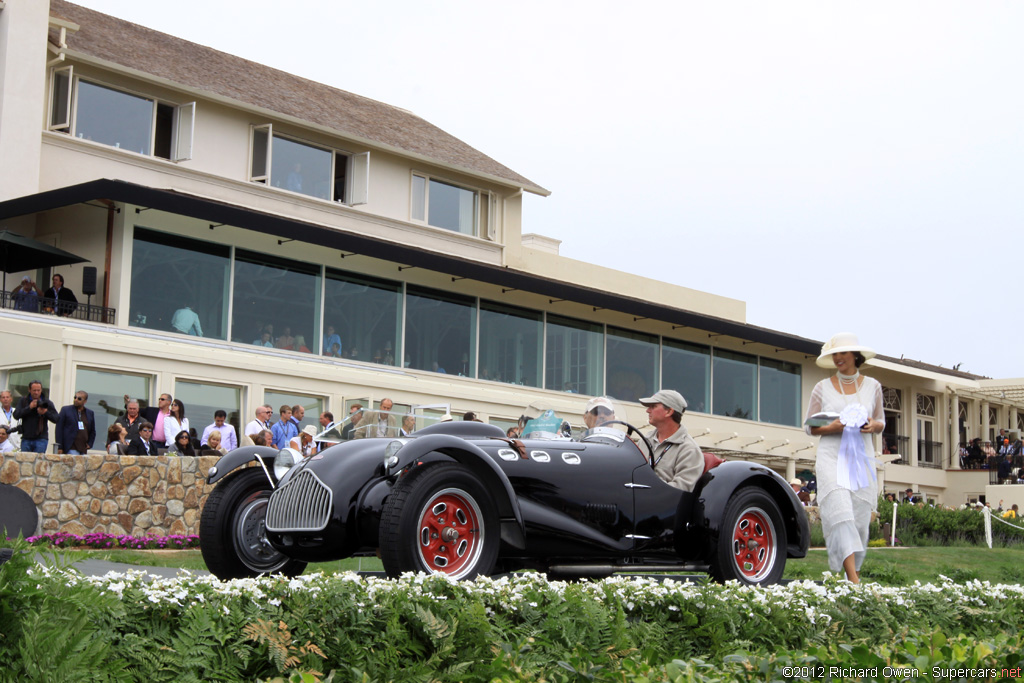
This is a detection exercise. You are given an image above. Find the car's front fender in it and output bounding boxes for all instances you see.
[389,434,527,549]
[206,445,279,485]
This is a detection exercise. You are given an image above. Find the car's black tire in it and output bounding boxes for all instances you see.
[379,463,499,580]
[709,487,787,586]
[200,467,307,580]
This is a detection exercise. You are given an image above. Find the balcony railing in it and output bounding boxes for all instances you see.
[882,434,910,465]
[987,454,1024,485]
[917,439,943,469]
[1,289,115,324]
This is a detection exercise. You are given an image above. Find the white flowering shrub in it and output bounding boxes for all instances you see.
[4,554,1024,682]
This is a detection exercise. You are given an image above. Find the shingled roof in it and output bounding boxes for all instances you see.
[48,0,548,195]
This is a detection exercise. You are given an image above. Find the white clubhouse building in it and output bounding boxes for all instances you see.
[0,0,1021,508]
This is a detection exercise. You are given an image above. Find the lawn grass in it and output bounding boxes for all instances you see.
[784,545,1024,584]
[61,548,385,574]
[59,545,1024,585]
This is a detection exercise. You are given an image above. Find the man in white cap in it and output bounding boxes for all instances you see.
[583,396,616,431]
[639,390,704,491]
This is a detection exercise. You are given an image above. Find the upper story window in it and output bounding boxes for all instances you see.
[411,173,491,237]
[249,124,369,205]
[48,67,194,161]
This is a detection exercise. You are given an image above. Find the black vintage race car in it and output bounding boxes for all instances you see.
[200,406,808,585]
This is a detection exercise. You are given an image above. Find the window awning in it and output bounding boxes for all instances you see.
[0,179,824,355]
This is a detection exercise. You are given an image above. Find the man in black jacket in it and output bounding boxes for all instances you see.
[43,273,78,317]
[12,380,57,453]
[125,422,157,455]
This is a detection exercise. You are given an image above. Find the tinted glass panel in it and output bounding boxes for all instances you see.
[606,327,658,403]
[662,339,711,413]
[6,366,52,403]
[713,349,758,421]
[130,228,231,339]
[545,314,603,395]
[405,286,475,375]
[323,270,401,365]
[232,250,321,354]
[175,380,242,445]
[271,136,332,200]
[478,301,542,387]
[759,358,801,427]
[76,80,153,154]
[76,368,151,447]
[428,179,476,235]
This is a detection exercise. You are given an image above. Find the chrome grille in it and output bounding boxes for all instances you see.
[266,469,333,532]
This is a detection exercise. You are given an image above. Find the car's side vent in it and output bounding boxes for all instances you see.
[266,470,332,532]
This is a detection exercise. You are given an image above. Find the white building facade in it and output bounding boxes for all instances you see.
[0,0,1021,508]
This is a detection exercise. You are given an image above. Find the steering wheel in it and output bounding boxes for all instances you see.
[597,420,656,467]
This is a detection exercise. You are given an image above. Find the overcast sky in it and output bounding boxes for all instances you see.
[74,1,1024,379]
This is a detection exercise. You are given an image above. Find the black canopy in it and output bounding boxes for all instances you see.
[0,230,88,290]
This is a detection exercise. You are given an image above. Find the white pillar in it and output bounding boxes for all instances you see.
[0,0,50,201]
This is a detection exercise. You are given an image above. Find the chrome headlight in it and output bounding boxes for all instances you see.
[274,448,301,480]
[383,439,405,471]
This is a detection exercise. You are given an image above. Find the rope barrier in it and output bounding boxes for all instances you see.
[990,512,1024,532]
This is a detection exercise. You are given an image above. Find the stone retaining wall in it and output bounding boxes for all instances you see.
[0,452,221,537]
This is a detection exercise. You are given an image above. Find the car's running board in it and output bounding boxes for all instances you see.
[547,562,710,578]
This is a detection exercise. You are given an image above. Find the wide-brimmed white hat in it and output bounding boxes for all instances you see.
[816,332,876,369]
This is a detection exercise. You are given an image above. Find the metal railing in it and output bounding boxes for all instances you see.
[917,439,943,469]
[1,289,116,324]
[987,454,1024,485]
[882,434,910,465]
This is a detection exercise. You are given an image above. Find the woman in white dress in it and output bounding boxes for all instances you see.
[805,333,884,583]
[163,399,190,447]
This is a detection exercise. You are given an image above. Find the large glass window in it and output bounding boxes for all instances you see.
[175,380,242,444]
[231,250,321,354]
[713,349,758,421]
[76,368,151,446]
[662,339,711,413]
[75,80,154,155]
[478,301,542,387]
[606,327,658,403]
[249,126,362,203]
[5,366,52,403]
[411,174,478,235]
[323,270,402,365]
[405,286,475,375]
[270,136,334,201]
[264,390,323,431]
[545,314,603,396]
[758,358,801,426]
[130,228,231,339]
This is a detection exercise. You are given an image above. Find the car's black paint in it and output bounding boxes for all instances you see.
[206,422,809,582]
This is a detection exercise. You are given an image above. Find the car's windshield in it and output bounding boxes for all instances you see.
[316,407,449,443]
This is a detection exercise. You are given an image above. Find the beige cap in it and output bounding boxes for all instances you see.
[584,396,615,414]
[639,389,687,413]
[301,425,318,437]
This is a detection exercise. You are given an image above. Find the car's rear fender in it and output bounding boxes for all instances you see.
[677,461,809,560]
[390,434,527,549]
[205,445,280,486]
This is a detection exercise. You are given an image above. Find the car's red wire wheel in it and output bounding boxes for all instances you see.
[730,506,777,582]
[415,487,484,578]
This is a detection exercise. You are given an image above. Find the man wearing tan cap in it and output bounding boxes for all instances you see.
[583,396,616,431]
[639,390,703,491]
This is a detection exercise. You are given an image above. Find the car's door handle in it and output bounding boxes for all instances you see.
[624,483,650,489]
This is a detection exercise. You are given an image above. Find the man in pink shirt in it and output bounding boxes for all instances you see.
[146,393,173,448]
